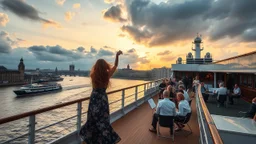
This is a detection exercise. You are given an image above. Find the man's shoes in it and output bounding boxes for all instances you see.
[149,128,157,133]
[175,127,181,132]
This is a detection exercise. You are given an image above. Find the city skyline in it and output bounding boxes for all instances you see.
[0,0,256,70]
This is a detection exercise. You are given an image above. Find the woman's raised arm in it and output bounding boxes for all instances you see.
[109,50,123,77]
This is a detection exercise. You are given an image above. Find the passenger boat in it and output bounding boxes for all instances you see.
[13,82,62,97]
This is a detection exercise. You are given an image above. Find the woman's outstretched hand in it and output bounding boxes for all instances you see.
[116,50,123,56]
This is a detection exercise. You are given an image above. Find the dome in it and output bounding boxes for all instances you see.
[205,52,211,58]
[187,52,193,58]
[177,57,182,64]
[194,36,202,43]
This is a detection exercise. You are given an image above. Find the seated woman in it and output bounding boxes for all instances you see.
[158,79,167,99]
[174,92,191,131]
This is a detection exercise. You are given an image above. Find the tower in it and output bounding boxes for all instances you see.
[55,67,58,75]
[127,64,130,70]
[69,64,75,72]
[18,58,25,81]
[192,34,204,59]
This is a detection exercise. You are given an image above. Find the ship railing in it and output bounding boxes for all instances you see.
[196,84,223,144]
[0,79,163,144]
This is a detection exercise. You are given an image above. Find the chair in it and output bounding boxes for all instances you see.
[217,94,227,107]
[233,94,241,104]
[157,115,174,141]
[179,113,192,136]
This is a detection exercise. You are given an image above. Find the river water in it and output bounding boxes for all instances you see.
[0,76,149,144]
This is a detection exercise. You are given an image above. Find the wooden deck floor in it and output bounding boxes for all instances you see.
[112,96,200,144]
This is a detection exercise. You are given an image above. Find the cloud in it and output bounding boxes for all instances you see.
[104,0,256,47]
[28,45,86,62]
[1,0,61,28]
[103,5,127,22]
[77,47,85,52]
[127,48,136,53]
[157,50,171,56]
[160,55,176,62]
[65,11,75,21]
[0,36,11,53]
[0,13,9,26]
[98,48,114,56]
[104,0,115,4]
[0,30,25,53]
[73,3,81,9]
[242,29,256,42]
[56,0,66,6]
[118,33,125,37]
[90,46,97,53]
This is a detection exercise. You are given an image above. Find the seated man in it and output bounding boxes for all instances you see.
[228,84,241,105]
[201,82,209,102]
[178,85,190,102]
[158,79,167,99]
[244,97,256,119]
[175,92,191,131]
[215,82,227,107]
[149,90,176,133]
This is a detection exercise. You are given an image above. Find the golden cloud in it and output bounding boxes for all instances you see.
[73,3,81,9]
[65,11,75,21]
[0,13,9,27]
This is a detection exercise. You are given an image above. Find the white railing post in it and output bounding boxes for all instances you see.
[122,89,125,114]
[28,115,36,144]
[135,86,138,106]
[144,84,146,101]
[77,102,82,131]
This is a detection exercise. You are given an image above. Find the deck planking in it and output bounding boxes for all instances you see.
[112,96,200,144]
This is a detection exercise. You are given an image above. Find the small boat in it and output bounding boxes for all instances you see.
[50,76,64,81]
[13,82,62,97]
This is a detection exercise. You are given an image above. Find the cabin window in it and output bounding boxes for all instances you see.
[243,75,247,86]
[239,75,243,85]
[248,75,252,88]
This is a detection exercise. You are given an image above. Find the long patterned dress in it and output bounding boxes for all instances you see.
[79,88,121,144]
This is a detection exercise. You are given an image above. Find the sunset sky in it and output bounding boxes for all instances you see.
[0,0,255,70]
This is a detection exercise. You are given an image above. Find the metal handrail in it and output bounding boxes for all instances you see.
[197,85,223,144]
[0,78,162,144]
[0,78,161,125]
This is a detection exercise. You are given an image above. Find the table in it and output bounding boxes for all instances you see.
[211,114,256,143]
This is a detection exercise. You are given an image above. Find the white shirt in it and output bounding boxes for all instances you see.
[216,87,227,100]
[176,100,191,116]
[233,87,241,95]
[183,90,190,102]
[156,98,176,116]
[216,87,227,95]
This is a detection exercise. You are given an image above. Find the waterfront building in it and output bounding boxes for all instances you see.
[151,67,172,80]
[69,64,75,72]
[0,58,25,85]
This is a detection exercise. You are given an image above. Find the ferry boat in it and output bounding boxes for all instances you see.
[13,82,62,97]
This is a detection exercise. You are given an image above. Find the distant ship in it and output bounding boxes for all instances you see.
[13,82,62,97]
[34,75,64,83]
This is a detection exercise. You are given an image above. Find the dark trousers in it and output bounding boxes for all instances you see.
[229,94,240,104]
[151,114,158,129]
[202,93,209,102]
[217,95,227,105]
[174,115,185,124]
